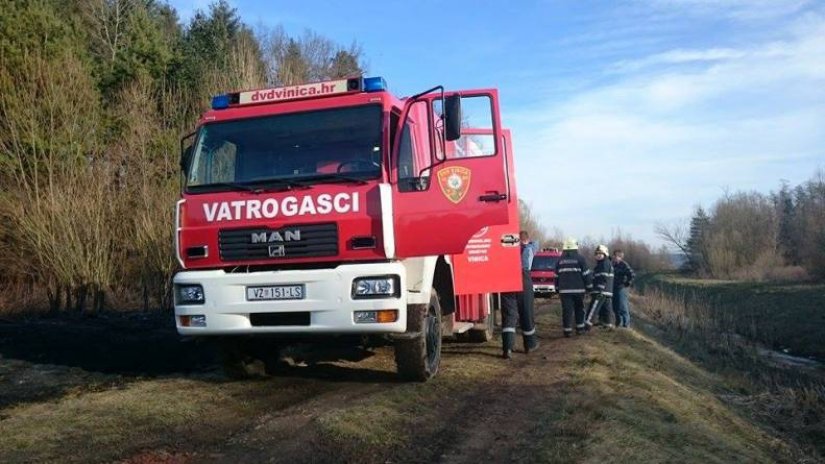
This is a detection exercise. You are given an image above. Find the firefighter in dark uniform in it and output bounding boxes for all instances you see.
[501,231,540,359]
[584,244,614,329]
[554,238,592,336]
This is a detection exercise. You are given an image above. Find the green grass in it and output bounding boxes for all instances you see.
[637,273,825,360]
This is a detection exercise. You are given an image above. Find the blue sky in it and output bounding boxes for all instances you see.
[172,0,825,246]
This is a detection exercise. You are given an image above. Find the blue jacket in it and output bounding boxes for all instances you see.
[521,241,538,271]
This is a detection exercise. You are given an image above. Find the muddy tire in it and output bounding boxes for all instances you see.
[217,339,267,380]
[395,290,442,381]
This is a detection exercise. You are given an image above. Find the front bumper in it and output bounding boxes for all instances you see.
[533,284,555,295]
[174,262,407,336]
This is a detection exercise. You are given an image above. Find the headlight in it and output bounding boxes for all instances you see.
[352,276,399,299]
[175,284,205,305]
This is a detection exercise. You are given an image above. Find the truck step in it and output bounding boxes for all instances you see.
[453,322,474,334]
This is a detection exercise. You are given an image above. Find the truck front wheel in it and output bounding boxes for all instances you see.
[394,290,442,381]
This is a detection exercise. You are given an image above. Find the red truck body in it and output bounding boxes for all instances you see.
[530,249,562,298]
[173,77,522,380]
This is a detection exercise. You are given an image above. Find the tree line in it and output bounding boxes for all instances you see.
[657,170,825,281]
[519,200,672,272]
[0,0,364,313]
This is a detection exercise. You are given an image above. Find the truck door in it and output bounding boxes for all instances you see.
[390,89,511,258]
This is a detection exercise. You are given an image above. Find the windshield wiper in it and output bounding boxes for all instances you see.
[245,178,311,192]
[187,179,310,194]
[294,173,370,185]
[187,182,261,193]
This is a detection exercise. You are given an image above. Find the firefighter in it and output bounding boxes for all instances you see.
[554,238,592,337]
[584,245,614,329]
[501,231,540,359]
[612,249,635,328]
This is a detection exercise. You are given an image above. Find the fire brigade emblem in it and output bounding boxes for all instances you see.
[437,166,472,204]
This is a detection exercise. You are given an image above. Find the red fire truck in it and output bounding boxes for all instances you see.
[174,76,521,381]
[531,248,562,298]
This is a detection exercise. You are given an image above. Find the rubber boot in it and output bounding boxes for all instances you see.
[523,334,539,354]
[502,332,515,359]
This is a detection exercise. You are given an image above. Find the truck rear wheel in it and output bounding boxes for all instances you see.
[395,290,442,381]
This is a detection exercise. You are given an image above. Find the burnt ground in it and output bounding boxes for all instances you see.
[0,303,820,464]
[0,311,217,408]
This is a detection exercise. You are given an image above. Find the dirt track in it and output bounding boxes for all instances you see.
[0,302,812,464]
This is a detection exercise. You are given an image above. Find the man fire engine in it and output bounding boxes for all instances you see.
[173,76,522,381]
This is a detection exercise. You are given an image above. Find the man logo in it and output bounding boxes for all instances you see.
[268,245,285,257]
[252,230,301,244]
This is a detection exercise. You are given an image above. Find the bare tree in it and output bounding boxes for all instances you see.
[82,0,136,64]
[257,25,364,86]
[655,221,690,258]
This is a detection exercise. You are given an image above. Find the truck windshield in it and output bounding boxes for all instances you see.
[531,256,559,271]
[186,105,382,191]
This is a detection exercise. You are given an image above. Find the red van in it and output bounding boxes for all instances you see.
[531,248,562,298]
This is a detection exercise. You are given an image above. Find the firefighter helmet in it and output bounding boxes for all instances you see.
[595,244,609,256]
[562,238,578,250]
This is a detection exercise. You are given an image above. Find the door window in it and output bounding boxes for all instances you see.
[434,95,496,159]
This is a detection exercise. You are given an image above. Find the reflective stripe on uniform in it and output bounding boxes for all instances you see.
[582,269,592,275]
[558,289,585,294]
[594,272,614,277]
[523,328,536,336]
[563,328,573,332]
[557,268,582,273]
[502,327,517,333]
[576,323,586,329]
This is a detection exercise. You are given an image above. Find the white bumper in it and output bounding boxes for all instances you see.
[174,262,407,336]
[533,284,555,294]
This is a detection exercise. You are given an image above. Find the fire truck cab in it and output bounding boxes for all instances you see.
[531,248,562,298]
[174,76,521,381]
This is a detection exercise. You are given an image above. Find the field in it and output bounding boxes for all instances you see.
[636,274,825,361]
[1,298,820,463]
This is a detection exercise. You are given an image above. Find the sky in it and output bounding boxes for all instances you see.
[171,0,825,246]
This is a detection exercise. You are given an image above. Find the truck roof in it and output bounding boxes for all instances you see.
[201,76,404,124]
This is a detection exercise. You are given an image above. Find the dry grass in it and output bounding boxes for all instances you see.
[0,376,328,464]
[291,309,805,463]
[0,305,816,463]
[634,276,825,461]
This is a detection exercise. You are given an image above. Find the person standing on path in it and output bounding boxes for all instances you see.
[584,245,614,329]
[554,238,593,337]
[611,249,635,328]
[501,231,540,359]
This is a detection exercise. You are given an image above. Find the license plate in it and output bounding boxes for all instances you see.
[246,285,305,301]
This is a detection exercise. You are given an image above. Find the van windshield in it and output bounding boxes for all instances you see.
[186,105,382,191]
[531,256,559,271]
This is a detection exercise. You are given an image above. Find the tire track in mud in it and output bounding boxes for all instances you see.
[406,326,576,464]
[194,305,576,464]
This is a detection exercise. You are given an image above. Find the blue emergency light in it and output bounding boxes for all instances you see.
[363,76,387,92]
[211,94,230,110]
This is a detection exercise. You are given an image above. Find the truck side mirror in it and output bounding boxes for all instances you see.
[180,145,193,174]
[444,94,462,142]
[179,131,197,176]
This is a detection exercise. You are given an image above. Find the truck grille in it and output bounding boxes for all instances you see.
[219,223,338,261]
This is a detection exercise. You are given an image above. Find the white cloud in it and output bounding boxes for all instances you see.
[648,0,814,21]
[508,10,825,245]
